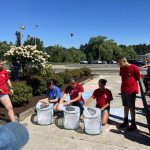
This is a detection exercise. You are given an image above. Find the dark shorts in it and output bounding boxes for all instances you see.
[121,93,136,108]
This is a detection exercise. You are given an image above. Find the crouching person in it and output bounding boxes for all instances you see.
[55,78,84,115]
[39,79,61,106]
[84,79,113,126]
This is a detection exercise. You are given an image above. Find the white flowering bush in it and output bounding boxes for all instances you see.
[4,45,50,78]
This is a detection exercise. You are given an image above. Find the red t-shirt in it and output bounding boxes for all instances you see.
[0,69,10,94]
[120,64,141,94]
[64,83,84,103]
[92,88,113,108]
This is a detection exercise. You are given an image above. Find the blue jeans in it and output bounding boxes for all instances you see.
[72,101,84,115]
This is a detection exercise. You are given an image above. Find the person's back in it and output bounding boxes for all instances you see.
[120,64,140,94]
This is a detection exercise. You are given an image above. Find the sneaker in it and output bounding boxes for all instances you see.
[126,124,137,131]
[119,122,129,128]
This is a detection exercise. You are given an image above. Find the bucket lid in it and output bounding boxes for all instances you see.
[64,106,80,114]
[36,102,53,110]
[83,107,101,118]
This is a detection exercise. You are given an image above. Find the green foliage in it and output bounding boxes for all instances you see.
[15,31,21,46]
[80,68,91,76]
[0,41,10,60]
[58,68,91,83]
[80,36,137,61]
[50,74,64,86]
[45,45,86,63]
[27,75,47,96]
[59,71,73,83]
[24,35,44,51]
[10,82,32,107]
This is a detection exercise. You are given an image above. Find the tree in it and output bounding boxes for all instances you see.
[15,31,21,46]
[24,35,44,51]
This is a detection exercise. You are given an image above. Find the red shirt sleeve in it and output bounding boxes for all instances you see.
[133,65,141,81]
[106,90,113,102]
[5,70,10,81]
[78,84,84,93]
[91,90,96,99]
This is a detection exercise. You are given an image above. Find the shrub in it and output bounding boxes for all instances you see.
[69,69,81,80]
[80,68,91,76]
[59,71,73,83]
[10,82,32,107]
[27,75,47,95]
[50,74,64,87]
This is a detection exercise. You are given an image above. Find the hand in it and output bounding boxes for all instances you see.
[83,104,87,107]
[101,107,104,111]
[9,89,14,95]
[64,101,71,106]
[39,99,49,104]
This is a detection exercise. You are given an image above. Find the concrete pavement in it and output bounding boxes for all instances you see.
[21,75,150,150]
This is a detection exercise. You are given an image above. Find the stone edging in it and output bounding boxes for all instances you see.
[17,74,99,122]
[139,78,150,132]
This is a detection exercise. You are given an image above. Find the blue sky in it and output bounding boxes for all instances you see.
[0,0,150,48]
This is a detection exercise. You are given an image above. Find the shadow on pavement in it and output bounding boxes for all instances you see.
[30,114,38,125]
[110,128,150,146]
[109,114,149,129]
[109,115,150,146]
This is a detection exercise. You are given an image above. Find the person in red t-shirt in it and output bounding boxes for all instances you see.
[0,60,15,122]
[84,79,113,126]
[56,78,84,115]
[118,57,141,131]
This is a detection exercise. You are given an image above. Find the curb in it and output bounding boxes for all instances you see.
[17,74,99,122]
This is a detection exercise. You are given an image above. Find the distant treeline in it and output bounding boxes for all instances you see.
[1,34,150,62]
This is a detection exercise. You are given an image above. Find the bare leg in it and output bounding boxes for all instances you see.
[101,111,109,126]
[130,108,135,120]
[124,106,129,118]
[0,95,16,122]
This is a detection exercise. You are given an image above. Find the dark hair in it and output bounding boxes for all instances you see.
[47,79,57,86]
[98,79,107,86]
[67,77,76,83]
[117,56,127,61]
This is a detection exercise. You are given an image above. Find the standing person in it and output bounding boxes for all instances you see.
[84,79,113,126]
[118,57,141,131]
[56,78,84,115]
[0,60,16,122]
[141,57,150,93]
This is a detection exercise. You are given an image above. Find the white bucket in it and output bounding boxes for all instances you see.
[83,107,102,135]
[63,106,80,130]
[36,102,54,125]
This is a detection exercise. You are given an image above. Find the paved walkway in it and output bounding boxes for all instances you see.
[22,75,150,150]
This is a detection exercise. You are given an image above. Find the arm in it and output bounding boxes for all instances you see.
[83,96,94,107]
[50,87,61,103]
[7,79,13,95]
[141,64,150,68]
[134,66,141,81]
[70,92,82,103]
[49,98,59,103]
[59,93,67,104]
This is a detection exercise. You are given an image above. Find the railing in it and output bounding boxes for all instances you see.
[139,78,150,132]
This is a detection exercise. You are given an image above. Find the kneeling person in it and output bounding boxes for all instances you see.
[84,79,113,126]
[40,80,61,105]
[56,78,84,115]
